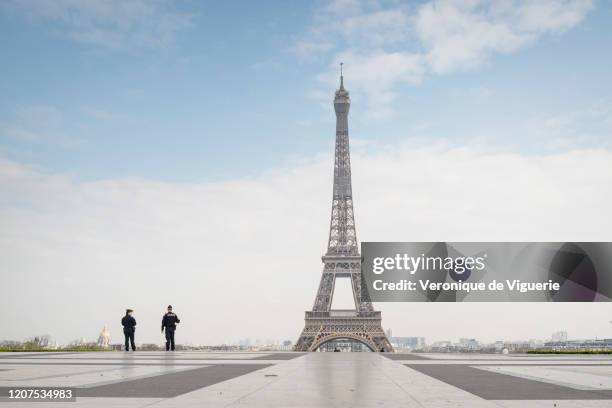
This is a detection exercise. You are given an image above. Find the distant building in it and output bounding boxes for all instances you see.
[140,343,161,351]
[458,338,480,351]
[97,325,111,349]
[24,335,53,349]
[551,331,568,342]
[390,337,426,350]
[429,340,453,352]
[238,338,252,347]
[502,341,533,353]
[544,338,612,350]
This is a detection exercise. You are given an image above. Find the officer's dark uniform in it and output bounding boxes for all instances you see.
[161,309,180,351]
[121,311,137,351]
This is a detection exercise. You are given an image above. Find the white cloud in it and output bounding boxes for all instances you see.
[2,143,612,345]
[324,0,363,17]
[293,0,411,60]
[292,40,335,58]
[300,0,593,117]
[339,8,412,47]
[514,0,594,33]
[415,0,593,73]
[297,1,408,51]
[0,125,45,142]
[5,0,194,50]
[526,101,612,150]
[0,105,79,146]
[415,1,528,73]
[319,50,425,118]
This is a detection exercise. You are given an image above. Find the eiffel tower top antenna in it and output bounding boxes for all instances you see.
[340,62,344,88]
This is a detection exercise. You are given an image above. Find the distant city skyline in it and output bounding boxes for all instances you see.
[1,1,612,345]
[3,328,596,351]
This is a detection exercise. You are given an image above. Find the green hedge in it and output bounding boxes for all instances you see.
[0,348,113,352]
[528,349,612,354]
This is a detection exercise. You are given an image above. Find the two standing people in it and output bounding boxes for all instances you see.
[120,305,181,351]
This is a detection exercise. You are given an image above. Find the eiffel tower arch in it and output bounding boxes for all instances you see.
[295,66,393,352]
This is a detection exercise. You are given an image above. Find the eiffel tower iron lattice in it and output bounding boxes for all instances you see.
[294,67,393,352]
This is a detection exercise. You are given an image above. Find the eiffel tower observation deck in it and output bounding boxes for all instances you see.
[295,65,393,352]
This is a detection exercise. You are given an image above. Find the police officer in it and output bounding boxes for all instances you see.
[121,309,137,351]
[161,305,180,351]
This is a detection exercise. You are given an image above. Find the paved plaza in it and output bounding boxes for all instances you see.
[1,351,612,407]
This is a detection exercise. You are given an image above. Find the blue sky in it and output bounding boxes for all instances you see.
[1,0,610,182]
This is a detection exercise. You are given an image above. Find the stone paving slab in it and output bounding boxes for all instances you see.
[406,364,612,400]
[383,353,432,360]
[0,352,79,359]
[494,401,612,407]
[79,364,271,398]
[0,365,189,386]
[250,352,307,360]
[404,360,612,365]
[422,353,612,361]
[478,365,612,390]
[0,360,286,366]
[5,397,163,408]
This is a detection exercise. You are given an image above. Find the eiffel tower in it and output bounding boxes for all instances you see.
[294,65,393,352]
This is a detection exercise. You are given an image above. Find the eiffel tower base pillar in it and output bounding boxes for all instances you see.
[294,311,393,352]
